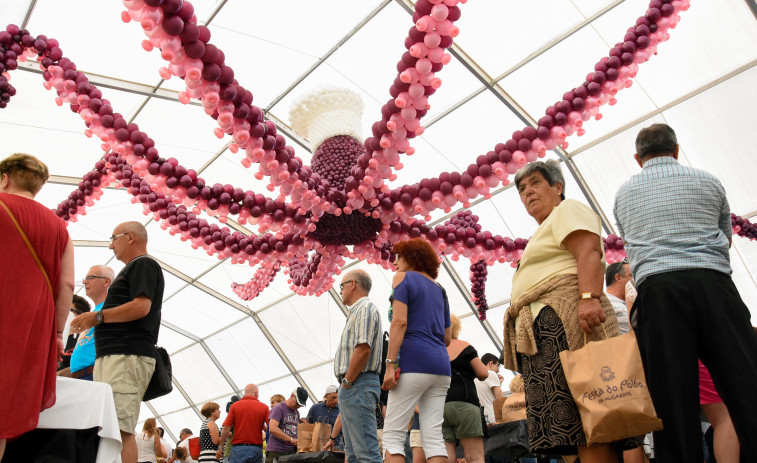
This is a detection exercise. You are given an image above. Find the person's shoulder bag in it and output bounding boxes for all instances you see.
[143,345,173,401]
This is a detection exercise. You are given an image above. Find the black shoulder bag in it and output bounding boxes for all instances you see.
[143,346,173,401]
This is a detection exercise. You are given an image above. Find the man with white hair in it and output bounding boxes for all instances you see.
[306,385,342,450]
[67,265,115,380]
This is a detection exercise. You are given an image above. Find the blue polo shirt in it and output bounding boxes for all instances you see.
[69,302,104,373]
[307,402,341,446]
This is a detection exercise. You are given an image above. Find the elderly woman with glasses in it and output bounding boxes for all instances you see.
[502,160,640,462]
[0,153,75,456]
[382,238,451,463]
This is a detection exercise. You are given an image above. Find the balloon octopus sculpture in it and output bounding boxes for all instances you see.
[1,0,754,318]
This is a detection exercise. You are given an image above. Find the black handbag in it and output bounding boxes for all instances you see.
[143,346,173,401]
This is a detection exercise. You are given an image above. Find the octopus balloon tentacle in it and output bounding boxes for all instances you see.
[359,0,692,225]
[8,0,749,321]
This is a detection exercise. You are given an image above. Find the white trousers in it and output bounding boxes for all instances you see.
[382,373,450,459]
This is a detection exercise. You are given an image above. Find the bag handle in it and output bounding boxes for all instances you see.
[582,323,609,346]
[0,198,54,298]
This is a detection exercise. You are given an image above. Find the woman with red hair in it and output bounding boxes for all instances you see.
[382,238,451,463]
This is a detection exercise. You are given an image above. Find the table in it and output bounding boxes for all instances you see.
[6,377,122,463]
[277,451,345,463]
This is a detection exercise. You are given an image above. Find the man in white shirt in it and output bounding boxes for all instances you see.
[474,353,503,424]
[605,261,633,334]
[169,428,196,463]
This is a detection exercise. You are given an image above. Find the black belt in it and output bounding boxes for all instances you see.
[71,365,95,379]
[233,443,262,447]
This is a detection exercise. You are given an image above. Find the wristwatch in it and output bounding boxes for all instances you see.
[385,358,396,364]
[341,377,353,387]
[580,292,601,300]
[95,311,104,325]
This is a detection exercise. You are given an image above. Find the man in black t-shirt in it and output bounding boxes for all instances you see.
[70,221,164,463]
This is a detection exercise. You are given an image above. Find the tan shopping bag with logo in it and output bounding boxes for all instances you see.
[310,422,332,452]
[297,422,314,452]
[559,332,663,445]
[492,397,507,423]
[500,392,527,423]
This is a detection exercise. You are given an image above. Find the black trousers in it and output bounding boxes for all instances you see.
[634,269,757,462]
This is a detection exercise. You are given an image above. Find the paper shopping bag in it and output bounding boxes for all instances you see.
[310,422,332,452]
[492,397,507,423]
[500,392,527,423]
[559,332,663,445]
[297,422,314,452]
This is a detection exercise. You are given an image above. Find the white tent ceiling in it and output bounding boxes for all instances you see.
[1,0,756,443]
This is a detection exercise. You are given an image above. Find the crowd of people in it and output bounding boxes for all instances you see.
[2,122,756,463]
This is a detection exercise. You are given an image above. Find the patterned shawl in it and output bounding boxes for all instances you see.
[502,273,619,372]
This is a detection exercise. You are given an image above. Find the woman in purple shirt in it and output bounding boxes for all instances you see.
[382,238,451,463]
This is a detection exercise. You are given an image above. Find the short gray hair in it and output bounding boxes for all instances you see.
[91,265,115,282]
[635,123,677,160]
[513,159,565,200]
[351,270,372,293]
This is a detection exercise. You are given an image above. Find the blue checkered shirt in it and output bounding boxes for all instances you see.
[613,156,732,285]
[334,297,383,378]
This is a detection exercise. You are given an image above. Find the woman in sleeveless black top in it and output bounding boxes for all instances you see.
[443,315,490,463]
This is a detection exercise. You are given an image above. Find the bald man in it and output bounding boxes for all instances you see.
[217,384,270,463]
[331,269,383,463]
[71,221,164,463]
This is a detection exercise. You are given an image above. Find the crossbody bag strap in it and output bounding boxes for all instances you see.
[0,198,54,298]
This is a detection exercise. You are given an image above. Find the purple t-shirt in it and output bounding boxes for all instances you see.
[268,402,300,452]
[392,271,451,376]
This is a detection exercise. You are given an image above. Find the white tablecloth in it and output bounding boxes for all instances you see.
[37,376,122,463]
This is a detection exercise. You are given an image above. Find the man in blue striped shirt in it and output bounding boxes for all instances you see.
[614,123,757,462]
[331,269,383,463]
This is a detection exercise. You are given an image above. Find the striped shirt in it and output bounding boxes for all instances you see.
[334,296,383,378]
[613,156,732,285]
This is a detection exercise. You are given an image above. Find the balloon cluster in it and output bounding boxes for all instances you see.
[1,0,712,317]
[732,214,756,241]
[346,0,692,228]
[603,234,628,263]
[343,0,463,213]
[469,260,488,319]
[283,245,347,296]
[289,87,364,154]
[310,135,366,205]
[121,0,340,224]
[231,261,280,301]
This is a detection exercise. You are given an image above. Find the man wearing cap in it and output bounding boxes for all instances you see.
[216,384,269,463]
[331,269,383,463]
[266,387,308,463]
[305,385,342,450]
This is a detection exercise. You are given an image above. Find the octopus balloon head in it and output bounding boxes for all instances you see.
[290,88,382,244]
